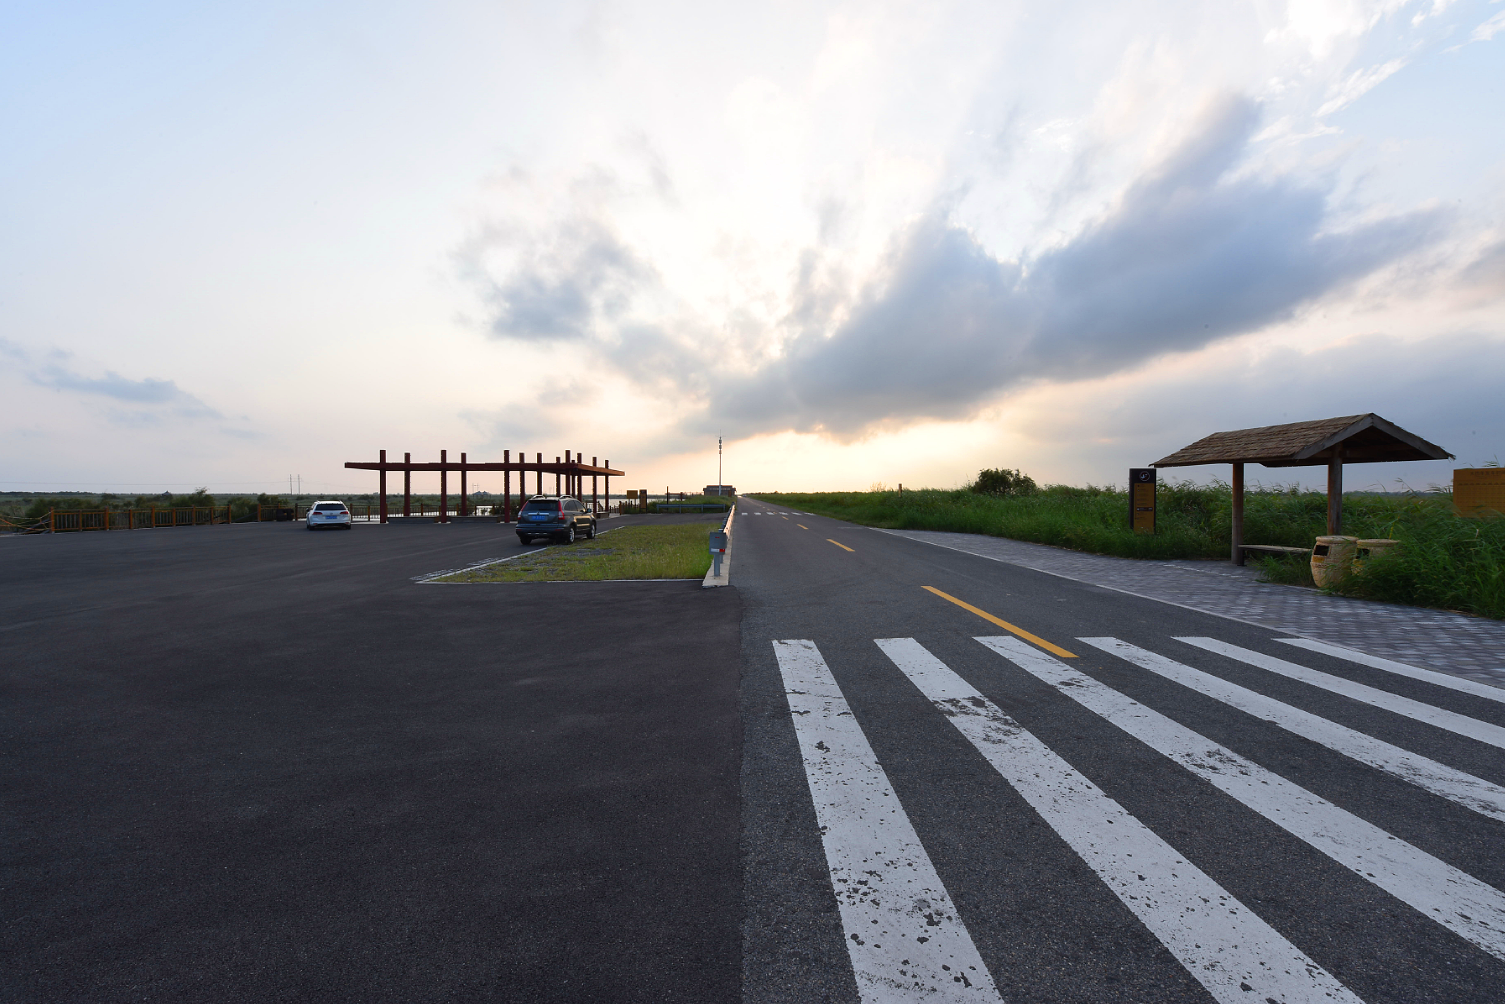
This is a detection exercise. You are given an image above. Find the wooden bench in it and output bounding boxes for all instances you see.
[1238,544,1312,559]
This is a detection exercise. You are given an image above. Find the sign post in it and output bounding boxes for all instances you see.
[709,529,728,577]
[1130,468,1156,534]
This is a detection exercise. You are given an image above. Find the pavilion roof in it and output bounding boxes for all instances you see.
[1152,413,1451,469]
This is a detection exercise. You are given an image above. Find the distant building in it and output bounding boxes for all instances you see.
[703,485,736,496]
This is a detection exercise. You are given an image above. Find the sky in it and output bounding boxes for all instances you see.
[2,0,1502,498]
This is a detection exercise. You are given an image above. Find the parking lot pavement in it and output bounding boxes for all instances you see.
[1,517,740,1003]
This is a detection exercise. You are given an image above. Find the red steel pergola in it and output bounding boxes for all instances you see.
[345,450,624,523]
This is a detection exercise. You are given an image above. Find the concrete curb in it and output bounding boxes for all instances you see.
[702,506,735,588]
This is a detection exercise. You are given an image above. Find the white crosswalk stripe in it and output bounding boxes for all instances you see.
[1079,637,1505,823]
[1274,638,1505,706]
[1177,637,1505,750]
[875,637,1362,1004]
[772,639,1001,1002]
[977,635,1505,961]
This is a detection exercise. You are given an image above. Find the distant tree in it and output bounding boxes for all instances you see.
[969,468,1038,497]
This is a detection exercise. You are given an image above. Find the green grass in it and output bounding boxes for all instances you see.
[752,486,1505,619]
[434,523,716,582]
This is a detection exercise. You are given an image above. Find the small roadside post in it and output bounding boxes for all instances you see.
[709,528,728,577]
[1130,468,1156,534]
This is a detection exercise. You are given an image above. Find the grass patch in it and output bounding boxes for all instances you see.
[751,486,1505,619]
[435,523,716,582]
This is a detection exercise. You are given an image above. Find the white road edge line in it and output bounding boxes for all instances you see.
[1274,638,1505,703]
[1078,638,1505,824]
[979,635,1505,961]
[875,637,1361,1004]
[772,639,1001,1003]
[1177,637,1505,750]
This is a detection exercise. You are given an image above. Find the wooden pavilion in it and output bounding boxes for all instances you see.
[1151,414,1452,564]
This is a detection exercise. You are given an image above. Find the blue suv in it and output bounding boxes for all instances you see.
[516,496,598,544]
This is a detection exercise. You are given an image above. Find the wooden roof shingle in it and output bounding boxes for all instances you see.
[1152,413,1451,468]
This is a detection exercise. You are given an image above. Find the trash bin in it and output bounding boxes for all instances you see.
[1353,538,1399,575]
[1310,535,1358,587]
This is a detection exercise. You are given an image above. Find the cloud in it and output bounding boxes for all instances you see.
[704,95,1446,439]
[2,338,225,421]
[1008,329,1505,485]
[1471,10,1505,43]
[475,215,657,342]
[31,365,220,415]
[466,95,1450,448]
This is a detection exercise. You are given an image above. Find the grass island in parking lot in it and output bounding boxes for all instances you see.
[433,523,716,583]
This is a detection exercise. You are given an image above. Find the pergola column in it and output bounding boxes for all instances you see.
[440,449,448,523]
[1327,448,1344,536]
[379,449,388,524]
[503,451,512,522]
[1231,462,1245,566]
[459,452,468,517]
[403,452,411,517]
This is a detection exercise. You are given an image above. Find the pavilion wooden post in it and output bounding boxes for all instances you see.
[1327,447,1344,536]
[460,453,468,517]
[592,456,599,514]
[379,450,388,523]
[536,453,543,496]
[403,452,412,516]
[1231,462,1245,566]
[440,449,449,523]
[604,462,610,515]
[555,457,561,495]
[503,451,512,522]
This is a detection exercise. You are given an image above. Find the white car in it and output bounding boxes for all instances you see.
[307,500,352,530]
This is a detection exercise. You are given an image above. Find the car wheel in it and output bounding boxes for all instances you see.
[564,526,576,544]
[306,523,315,531]
[585,521,596,540]
[518,535,532,544]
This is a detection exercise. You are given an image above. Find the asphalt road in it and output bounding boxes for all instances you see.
[733,500,1505,1004]
[2,515,738,1003]
[7,506,1505,1003]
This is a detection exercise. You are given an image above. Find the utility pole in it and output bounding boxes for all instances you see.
[718,435,722,492]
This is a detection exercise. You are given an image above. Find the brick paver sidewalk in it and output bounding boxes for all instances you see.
[882,529,1505,689]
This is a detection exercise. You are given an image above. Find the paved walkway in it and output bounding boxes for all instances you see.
[881,529,1505,689]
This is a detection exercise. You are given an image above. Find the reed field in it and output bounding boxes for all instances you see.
[435,522,715,583]
[754,483,1505,619]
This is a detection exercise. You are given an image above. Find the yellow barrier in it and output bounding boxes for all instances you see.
[38,506,234,532]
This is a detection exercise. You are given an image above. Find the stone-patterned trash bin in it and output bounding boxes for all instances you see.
[1353,538,1400,575]
[1311,535,1359,587]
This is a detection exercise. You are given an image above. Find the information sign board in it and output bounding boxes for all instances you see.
[1130,468,1156,534]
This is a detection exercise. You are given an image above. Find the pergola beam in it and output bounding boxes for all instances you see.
[346,452,626,523]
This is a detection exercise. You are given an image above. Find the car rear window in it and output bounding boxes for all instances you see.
[314,503,344,511]
[523,500,558,511]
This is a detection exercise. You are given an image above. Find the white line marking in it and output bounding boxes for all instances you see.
[1079,638,1505,824]
[772,640,1000,1003]
[1275,638,1505,704]
[1177,637,1505,750]
[979,636,1505,961]
[411,548,547,582]
[875,637,1362,1004]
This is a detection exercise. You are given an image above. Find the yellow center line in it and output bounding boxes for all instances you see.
[797,524,808,529]
[921,586,1076,658]
[827,539,855,552]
